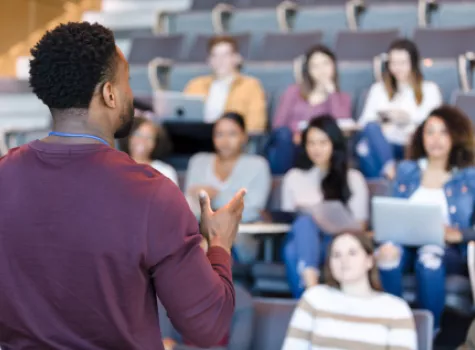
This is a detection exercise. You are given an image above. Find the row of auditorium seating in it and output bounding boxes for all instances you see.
[126,27,475,64]
[85,0,475,50]
[126,27,475,107]
[3,89,475,152]
[159,297,435,350]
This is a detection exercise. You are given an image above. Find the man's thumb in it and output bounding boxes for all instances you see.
[199,190,212,215]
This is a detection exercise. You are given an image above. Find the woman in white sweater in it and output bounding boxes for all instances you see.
[357,38,442,179]
[283,232,417,350]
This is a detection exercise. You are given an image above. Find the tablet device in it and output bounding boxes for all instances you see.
[303,201,361,234]
[372,196,445,247]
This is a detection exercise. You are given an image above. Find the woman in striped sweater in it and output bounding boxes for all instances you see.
[282,232,417,350]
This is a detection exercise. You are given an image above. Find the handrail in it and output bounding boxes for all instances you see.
[458,51,475,93]
[155,10,170,35]
[211,3,234,34]
[346,0,364,32]
[147,57,173,91]
[276,0,298,33]
[373,52,388,83]
[418,0,436,28]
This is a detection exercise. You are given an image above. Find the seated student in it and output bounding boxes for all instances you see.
[185,112,271,263]
[357,38,442,179]
[281,115,368,297]
[377,105,475,331]
[268,45,351,174]
[162,235,254,350]
[120,116,178,185]
[283,232,417,350]
[184,36,266,133]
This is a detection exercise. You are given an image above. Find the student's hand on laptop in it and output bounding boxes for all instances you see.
[199,188,246,255]
[377,242,400,263]
[445,226,463,244]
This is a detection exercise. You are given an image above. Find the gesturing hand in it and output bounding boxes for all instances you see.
[199,188,246,254]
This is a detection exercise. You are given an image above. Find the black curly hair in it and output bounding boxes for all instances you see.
[29,22,118,110]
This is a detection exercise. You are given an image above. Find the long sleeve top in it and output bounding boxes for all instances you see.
[282,285,417,350]
[358,81,443,144]
[272,84,352,133]
[281,167,369,223]
[185,152,272,223]
[0,141,235,350]
[184,74,267,132]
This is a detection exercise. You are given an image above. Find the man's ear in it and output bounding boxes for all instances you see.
[101,81,116,109]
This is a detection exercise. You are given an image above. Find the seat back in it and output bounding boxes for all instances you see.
[252,32,322,61]
[414,27,475,59]
[128,35,185,64]
[293,5,349,46]
[266,176,283,211]
[169,64,212,91]
[454,92,475,127]
[335,29,399,62]
[190,0,233,10]
[413,309,434,350]
[251,298,297,350]
[358,2,419,36]
[430,1,475,28]
[421,59,459,103]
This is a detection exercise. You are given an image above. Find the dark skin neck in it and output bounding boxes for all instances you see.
[46,108,114,146]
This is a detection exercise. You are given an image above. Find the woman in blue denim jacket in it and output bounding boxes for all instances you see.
[377,105,475,330]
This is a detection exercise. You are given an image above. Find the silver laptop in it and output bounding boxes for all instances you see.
[153,91,205,122]
[372,197,445,247]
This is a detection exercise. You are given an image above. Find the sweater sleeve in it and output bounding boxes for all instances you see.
[244,79,267,132]
[280,171,296,212]
[387,302,417,350]
[282,291,316,350]
[328,92,352,119]
[272,85,298,130]
[241,158,272,223]
[347,169,370,223]
[147,183,235,348]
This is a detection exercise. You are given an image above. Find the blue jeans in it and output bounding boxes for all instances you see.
[266,127,298,175]
[357,122,405,178]
[379,244,465,329]
[283,215,333,298]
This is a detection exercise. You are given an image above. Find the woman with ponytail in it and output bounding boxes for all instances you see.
[281,115,369,297]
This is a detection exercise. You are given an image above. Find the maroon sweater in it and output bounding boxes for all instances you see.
[0,141,235,350]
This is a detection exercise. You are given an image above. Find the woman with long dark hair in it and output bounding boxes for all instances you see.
[268,45,351,175]
[377,105,475,331]
[283,232,416,350]
[357,38,442,179]
[282,115,368,297]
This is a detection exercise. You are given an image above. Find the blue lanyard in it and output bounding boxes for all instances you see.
[48,131,109,146]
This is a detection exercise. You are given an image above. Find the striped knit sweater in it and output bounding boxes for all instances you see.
[282,285,417,350]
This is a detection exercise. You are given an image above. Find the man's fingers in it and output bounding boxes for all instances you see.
[199,190,212,217]
[225,188,247,212]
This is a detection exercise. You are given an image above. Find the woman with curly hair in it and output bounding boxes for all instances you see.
[377,105,475,331]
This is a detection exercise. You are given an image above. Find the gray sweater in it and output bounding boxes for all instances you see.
[185,153,272,223]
